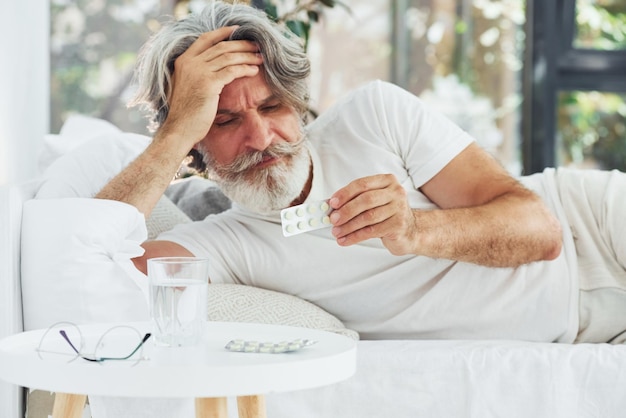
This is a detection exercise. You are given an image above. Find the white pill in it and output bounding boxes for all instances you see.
[280,199,333,237]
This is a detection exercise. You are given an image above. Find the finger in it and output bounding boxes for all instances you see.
[202,51,263,73]
[176,41,260,74]
[211,63,261,89]
[198,39,260,62]
[330,174,396,210]
[335,213,401,247]
[336,202,414,248]
[330,188,391,228]
[173,63,260,106]
[185,26,240,57]
[172,48,261,99]
[332,203,393,240]
[335,223,380,247]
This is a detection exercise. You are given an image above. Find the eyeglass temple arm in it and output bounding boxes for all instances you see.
[129,333,152,357]
[59,330,81,355]
[105,333,152,361]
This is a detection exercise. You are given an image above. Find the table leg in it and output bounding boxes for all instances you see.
[51,393,87,418]
[195,397,228,418]
[237,395,267,418]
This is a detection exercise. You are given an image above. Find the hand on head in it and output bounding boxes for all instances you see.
[161,26,264,149]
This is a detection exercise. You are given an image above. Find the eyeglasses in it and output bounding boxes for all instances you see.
[36,322,151,364]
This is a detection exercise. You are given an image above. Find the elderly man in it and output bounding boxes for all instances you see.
[97,1,626,343]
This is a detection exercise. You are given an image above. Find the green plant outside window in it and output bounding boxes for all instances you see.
[557,91,626,170]
[574,0,626,50]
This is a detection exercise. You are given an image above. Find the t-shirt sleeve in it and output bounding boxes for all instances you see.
[363,80,475,188]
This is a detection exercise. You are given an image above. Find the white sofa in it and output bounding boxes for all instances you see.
[3,117,626,418]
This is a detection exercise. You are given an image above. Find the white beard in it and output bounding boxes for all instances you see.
[200,139,311,214]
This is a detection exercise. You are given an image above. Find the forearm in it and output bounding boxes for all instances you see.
[95,132,190,216]
[411,191,563,267]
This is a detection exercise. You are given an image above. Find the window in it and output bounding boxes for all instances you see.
[59,1,626,175]
[524,0,626,173]
[309,0,527,174]
[50,0,171,135]
[557,91,626,170]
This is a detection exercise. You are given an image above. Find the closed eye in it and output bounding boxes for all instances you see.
[215,117,237,127]
[260,103,282,113]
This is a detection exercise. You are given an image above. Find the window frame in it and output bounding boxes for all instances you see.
[522,0,626,174]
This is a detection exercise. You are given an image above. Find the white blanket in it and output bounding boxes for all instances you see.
[89,339,626,418]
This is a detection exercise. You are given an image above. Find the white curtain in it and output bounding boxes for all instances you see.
[0,3,48,417]
[0,2,49,187]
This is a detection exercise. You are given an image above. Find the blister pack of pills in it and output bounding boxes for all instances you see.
[280,199,333,237]
[224,338,317,354]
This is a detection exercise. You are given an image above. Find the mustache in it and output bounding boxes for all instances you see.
[212,137,306,174]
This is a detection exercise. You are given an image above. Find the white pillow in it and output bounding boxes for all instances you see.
[36,130,150,199]
[146,195,192,240]
[36,116,191,239]
[37,114,122,173]
[21,198,150,330]
[207,284,359,340]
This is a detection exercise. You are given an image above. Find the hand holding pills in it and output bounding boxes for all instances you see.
[327,174,418,255]
[280,174,417,255]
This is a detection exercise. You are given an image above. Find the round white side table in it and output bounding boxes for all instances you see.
[0,321,357,418]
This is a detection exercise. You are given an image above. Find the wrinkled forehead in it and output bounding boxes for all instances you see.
[217,72,276,112]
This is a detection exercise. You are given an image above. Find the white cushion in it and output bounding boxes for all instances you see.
[146,195,192,240]
[37,115,121,173]
[36,129,150,200]
[36,115,191,240]
[207,284,359,340]
[21,198,150,330]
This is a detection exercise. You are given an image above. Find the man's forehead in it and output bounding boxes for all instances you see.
[217,73,277,112]
[216,93,279,114]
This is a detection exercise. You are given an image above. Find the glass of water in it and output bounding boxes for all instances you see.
[147,257,209,347]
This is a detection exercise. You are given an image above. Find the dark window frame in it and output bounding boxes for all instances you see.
[522,0,626,174]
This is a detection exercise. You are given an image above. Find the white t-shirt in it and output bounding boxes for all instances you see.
[160,80,578,342]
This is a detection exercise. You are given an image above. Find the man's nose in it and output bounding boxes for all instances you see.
[243,113,273,151]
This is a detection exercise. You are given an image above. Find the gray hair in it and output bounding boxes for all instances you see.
[130,1,311,131]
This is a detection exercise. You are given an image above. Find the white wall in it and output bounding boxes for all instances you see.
[0,2,49,186]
